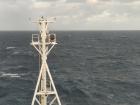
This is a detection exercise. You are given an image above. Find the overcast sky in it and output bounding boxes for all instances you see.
[0,0,140,30]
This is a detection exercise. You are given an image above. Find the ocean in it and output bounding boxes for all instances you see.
[0,31,140,105]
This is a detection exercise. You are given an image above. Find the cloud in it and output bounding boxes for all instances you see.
[32,1,51,9]
[66,0,85,3]
[36,0,59,2]
[86,0,98,4]
[0,0,140,30]
[116,0,140,3]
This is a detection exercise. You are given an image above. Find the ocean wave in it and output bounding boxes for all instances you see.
[5,46,16,50]
[12,51,20,55]
[0,73,21,78]
[1,65,26,71]
[11,50,33,56]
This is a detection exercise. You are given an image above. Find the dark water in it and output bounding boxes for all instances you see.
[0,31,140,105]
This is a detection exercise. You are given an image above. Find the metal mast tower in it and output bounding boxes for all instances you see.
[31,16,62,105]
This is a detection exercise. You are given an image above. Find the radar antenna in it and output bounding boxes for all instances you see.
[31,16,62,105]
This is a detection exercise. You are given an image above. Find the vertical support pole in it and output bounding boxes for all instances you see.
[40,19,47,105]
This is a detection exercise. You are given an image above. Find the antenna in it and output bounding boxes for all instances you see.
[31,16,62,105]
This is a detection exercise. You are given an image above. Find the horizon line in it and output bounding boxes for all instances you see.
[0,29,140,32]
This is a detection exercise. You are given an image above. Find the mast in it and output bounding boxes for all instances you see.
[31,16,62,105]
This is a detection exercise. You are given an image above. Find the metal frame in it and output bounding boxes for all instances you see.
[31,16,62,105]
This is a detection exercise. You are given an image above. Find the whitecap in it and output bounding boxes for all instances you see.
[1,73,21,78]
[10,75,21,78]
[12,51,20,55]
[6,46,16,50]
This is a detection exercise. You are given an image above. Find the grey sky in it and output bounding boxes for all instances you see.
[0,0,140,30]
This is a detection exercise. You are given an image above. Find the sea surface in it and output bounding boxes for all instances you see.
[0,31,140,105]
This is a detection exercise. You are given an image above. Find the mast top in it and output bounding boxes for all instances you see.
[32,16,56,23]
